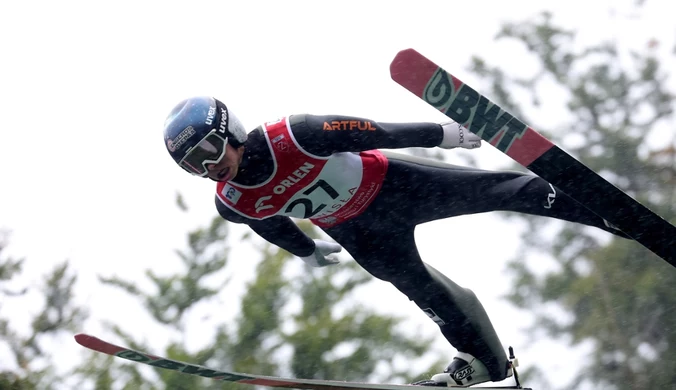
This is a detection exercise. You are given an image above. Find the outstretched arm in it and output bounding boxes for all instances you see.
[216,196,315,256]
[216,196,343,267]
[288,114,479,156]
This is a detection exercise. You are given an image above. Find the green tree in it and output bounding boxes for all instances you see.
[0,230,88,390]
[75,197,438,389]
[469,11,676,390]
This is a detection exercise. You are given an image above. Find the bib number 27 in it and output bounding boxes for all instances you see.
[285,180,339,218]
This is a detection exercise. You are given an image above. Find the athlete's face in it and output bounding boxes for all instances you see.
[205,144,245,182]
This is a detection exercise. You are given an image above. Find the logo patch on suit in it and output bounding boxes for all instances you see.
[423,308,446,326]
[222,184,242,204]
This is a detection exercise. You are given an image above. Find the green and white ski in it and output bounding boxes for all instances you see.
[75,334,530,390]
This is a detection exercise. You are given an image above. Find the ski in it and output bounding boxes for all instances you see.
[75,333,531,390]
[389,48,676,268]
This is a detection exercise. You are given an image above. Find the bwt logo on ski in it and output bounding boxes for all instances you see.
[423,68,528,153]
[115,350,252,382]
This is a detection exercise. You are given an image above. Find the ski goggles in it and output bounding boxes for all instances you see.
[179,130,228,177]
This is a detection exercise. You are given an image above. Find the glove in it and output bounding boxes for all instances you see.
[300,239,342,267]
[438,122,482,149]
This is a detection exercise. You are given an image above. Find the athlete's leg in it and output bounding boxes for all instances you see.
[322,153,620,382]
[379,151,628,238]
[323,220,509,381]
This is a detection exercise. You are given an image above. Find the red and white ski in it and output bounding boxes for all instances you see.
[75,333,530,390]
[390,48,676,268]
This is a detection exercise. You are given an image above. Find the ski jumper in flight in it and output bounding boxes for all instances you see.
[163,97,628,386]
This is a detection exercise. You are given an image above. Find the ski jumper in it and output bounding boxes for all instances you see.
[216,117,387,228]
[215,114,629,381]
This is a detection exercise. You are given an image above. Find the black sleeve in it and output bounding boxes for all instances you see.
[215,196,315,257]
[288,114,444,156]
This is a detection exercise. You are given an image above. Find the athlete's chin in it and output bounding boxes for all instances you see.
[209,167,235,182]
[219,170,237,182]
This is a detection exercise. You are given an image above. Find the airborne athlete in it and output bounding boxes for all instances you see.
[163,96,628,387]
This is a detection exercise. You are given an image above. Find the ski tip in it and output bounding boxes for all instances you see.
[393,48,420,58]
[390,48,421,75]
[74,333,95,346]
[389,48,441,97]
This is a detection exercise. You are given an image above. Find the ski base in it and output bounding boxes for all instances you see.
[389,48,676,267]
[74,334,532,390]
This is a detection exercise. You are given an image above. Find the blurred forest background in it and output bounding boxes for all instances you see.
[1,2,675,390]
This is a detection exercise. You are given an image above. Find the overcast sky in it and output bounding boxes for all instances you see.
[1,0,674,388]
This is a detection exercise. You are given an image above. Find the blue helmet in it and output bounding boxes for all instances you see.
[163,97,248,176]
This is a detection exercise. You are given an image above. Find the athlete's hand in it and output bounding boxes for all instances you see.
[438,122,482,150]
[300,240,342,267]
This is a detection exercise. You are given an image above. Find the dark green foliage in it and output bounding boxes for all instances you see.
[0,231,87,390]
[77,199,436,389]
[469,10,676,390]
